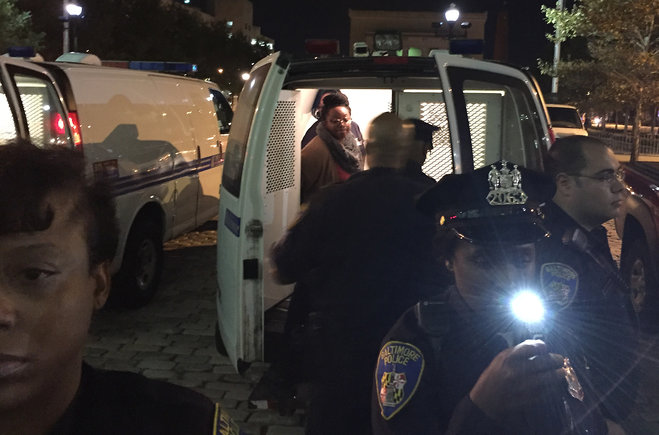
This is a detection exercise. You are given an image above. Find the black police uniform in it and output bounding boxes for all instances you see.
[372,161,609,434]
[49,363,245,435]
[537,200,638,423]
[272,166,442,434]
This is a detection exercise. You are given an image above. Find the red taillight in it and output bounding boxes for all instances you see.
[53,113,66,135]
[67,112,83,149]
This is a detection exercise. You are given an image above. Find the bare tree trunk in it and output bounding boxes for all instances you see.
[630,100,643,163]
[624,111,630,133]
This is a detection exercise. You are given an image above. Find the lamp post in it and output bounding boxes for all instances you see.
[445,3,460,40]
[62,2,83,53]
[551,0,564,97]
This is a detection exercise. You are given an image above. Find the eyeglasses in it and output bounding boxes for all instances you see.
[327,118,351,126]
[567,167,625,184]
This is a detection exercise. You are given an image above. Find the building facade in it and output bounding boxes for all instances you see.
[349,9,487,58]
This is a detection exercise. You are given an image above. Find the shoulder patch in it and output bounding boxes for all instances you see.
[540,262,579,310]
[213,404,245,435]
[375,341,425,420]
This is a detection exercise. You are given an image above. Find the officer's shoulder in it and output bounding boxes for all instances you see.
[86,365,217,432]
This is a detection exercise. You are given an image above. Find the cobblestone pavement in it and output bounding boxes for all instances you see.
[85,220,659,434]
[85,221,305,435]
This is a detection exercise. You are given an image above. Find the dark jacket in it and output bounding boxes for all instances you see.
[49,363,243,435]
[272,166,442,433]
[372,288,608,435]
[537,200,638,422]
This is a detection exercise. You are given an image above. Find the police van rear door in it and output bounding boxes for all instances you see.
[431,51,551,173]
[0,57,73,148]
[216,53,291,372]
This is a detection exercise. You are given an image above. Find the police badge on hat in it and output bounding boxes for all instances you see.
[375,341,425,420]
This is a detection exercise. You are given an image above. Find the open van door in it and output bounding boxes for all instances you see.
[215,51,553,372]
[216,53,292,372]
[431,52,551,173]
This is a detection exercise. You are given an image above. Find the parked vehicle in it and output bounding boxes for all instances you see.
[546,103,588,139]
[215,51,554,372]
[0,54,232,308]
[616,162,659,330]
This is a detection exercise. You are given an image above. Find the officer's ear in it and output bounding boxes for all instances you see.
[554,173,574,195]
[444,259,454,272]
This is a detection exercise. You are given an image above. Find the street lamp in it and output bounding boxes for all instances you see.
[62,2,83,53]
[445,3,460,23]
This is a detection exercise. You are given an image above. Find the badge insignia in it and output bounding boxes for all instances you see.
[540,263,578,310]
[486,160,528,206]
[375,341,425,420]
[563,358,585,401]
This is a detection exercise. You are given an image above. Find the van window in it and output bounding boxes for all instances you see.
[0,80,18,143]
[222,63,271,197]
[4,69,71,148]
[448,68,546,171]
[547,106,582,128]
[210,88,233,134]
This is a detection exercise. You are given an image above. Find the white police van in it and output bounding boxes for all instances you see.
[0,54,232,308]
[216,51,554,372]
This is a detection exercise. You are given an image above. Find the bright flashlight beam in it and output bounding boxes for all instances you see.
[510,291,545,324]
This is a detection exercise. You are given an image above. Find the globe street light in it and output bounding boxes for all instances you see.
[445,3,460,23]
[62,2,83,53]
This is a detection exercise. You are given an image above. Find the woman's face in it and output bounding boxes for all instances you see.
[0,193,109,411]
[322,106,352,141]
[449,239,536,311]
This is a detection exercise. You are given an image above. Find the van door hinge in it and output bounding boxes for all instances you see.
[245,220,263,238]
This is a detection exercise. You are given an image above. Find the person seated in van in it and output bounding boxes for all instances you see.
[300,92,364,203]
[402,118,440,185]
[300,89,363,149]
[0,143,244,435]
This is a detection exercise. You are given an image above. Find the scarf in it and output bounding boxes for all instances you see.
[316,122,363,174]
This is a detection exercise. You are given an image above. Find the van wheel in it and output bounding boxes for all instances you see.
[112,219,163,309]
[621,237,658,332]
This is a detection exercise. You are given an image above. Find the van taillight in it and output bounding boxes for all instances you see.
[67,112,83,149]
[54,113,66,134]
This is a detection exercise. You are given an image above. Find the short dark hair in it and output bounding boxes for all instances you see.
[319,92,351,121]
[0,143,118,268]
[546,136,609,178]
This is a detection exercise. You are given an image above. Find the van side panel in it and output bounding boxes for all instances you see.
[150,77,199,236]
[66,68,177,269]
[182,82,224,227]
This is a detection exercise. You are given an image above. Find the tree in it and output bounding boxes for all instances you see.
[0,0,43,53]
[540,0,659,162]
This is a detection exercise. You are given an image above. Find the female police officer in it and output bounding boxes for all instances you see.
[371,161,610,434]
[0,144,243,435]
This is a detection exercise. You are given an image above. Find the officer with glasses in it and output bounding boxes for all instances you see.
[538,135,638,431]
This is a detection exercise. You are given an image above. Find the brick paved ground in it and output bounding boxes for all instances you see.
[85,222,305,435]
[85,220,658,434]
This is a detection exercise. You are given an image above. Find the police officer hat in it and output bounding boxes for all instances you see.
[417,161,555,244]
[403,118,440,151]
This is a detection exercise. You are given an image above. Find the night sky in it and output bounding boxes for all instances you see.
[251,0,554,71]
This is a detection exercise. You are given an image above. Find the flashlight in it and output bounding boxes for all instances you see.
[510,290,545,324]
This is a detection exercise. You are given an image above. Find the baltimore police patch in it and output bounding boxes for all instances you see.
[375,341,425,420]
[540,262,579,310]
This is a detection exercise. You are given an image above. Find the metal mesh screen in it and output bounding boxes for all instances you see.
[265,100,296,194]
[21,94,45,145]
[467,103,487,168]
[420,102,452,181]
